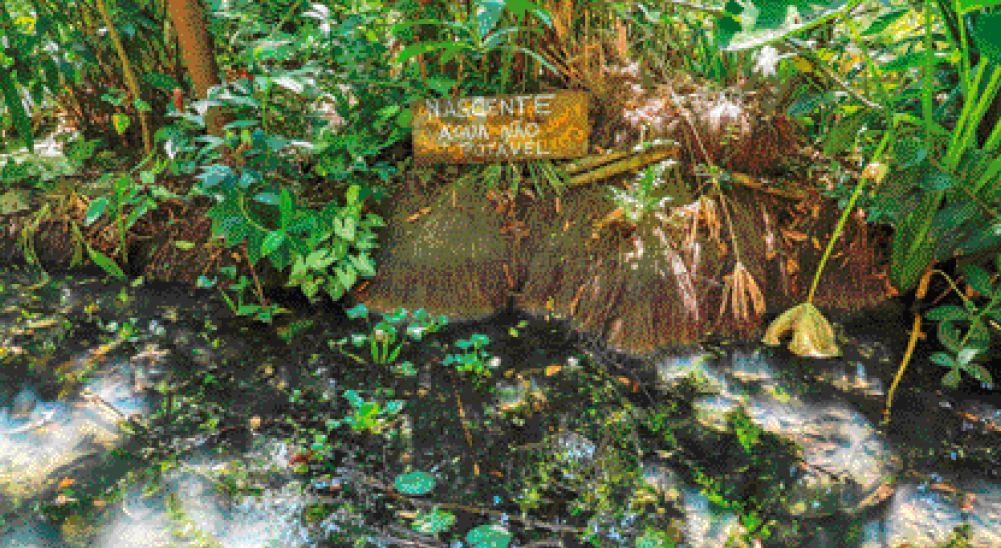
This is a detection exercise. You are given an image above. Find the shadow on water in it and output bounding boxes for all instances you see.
[1,265,999,548]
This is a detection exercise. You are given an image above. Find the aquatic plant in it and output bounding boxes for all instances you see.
[444,333,500,380]
[330,305,448,365]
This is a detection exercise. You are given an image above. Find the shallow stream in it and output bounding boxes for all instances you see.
[0,266,999,548]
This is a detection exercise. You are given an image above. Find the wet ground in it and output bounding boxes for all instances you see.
[0,264,999,548]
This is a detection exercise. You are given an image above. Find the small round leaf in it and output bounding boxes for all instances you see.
[466,524,512,548]
[395,471,436,496]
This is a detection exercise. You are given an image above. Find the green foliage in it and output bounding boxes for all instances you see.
[331,305,448,365]
[328,389,405,436]
[445,333,499,380]
[607,156,684,224]
[391,0,555,94]
[160,73,385,316]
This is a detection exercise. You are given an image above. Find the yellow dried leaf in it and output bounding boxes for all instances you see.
[762,302,841,358]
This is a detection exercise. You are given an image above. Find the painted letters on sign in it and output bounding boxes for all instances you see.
[411,91,589,165]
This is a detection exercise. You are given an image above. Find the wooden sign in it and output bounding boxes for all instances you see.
[411,91,589,165]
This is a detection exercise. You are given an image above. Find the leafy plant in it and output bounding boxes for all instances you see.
[162,74,385,312]
[83,165,168,261]
[923,259,999,390]
[331,305,448,365]
[607,157,683,224]
[444,333,500,380]
[197,266,291,323]
[328,389,405,436]
[391,0,556,95]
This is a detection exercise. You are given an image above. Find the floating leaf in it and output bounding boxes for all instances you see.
[395,471,436,496]
[466,524,512,548]
[762,302,840,358]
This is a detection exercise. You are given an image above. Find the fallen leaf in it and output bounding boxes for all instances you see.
[762,302,840,358]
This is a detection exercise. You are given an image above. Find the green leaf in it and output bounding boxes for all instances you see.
[964,364,993,388]
[142,72,181,92]
[344,390,364,407]
[860,8,909,36]
[85,198,111,226]
[930,351,957,368]
[357,401,379,418]
[395,471,436,496]
[957,0,1001,15]
[350,254,376,277]
[476,0,507,40]
[961,264,995,298]
[385,400,405,414]
[942,368,961,388]
[334,265,357,290]
[334,216,357,240]
[971,11,1001,62]
[722,0,862,52]
[346,184,361,204]
[925,305,969,321]
[466,524,512,548]
[261,231,286,258]
[396,42,451,65]
[86,246,127,280]
[938,320,963,353]
[112,114,130,135]
[279,187,295,228]
[0,67,33,154]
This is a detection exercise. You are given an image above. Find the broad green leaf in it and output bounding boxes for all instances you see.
[346,184,361,204]
[466,524,512,548]
[142,72,181,92]
[720,0,862,51]
[254,192,280,206]
[325,279,346,300]
[929,352,957,368]
[279,187,295,228]
[112,114,130,135]
[860,8,908,36]
[396,42,452,65]
[0,67,33,154]
[173,241,195,250]
[86,246,126,280]
[85,198,111,226]
[261,231,286,258]
[960,264,995,298]
[957,0,1001,15]
[357,402,379,418]
[925,305,969,321]
[476,0,507,40]
[334,216,357,240]
[395,471,436,496]
[965,364,993,388]
[335,265,357,290]
[966,321,990,350]
[938,320,963,353]
[350,254,376,277]
[943,368,961,388]
[970,12,1001,61]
